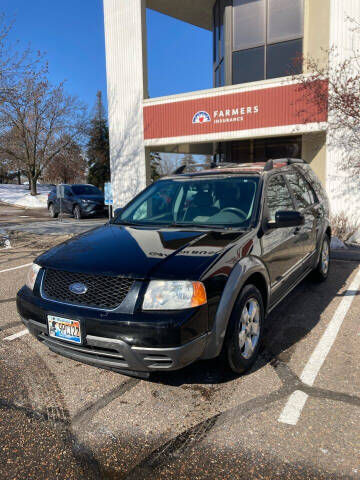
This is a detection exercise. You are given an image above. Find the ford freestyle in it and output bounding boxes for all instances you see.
[17,159,331,378]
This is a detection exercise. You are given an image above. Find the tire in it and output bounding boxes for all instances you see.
[312,234,330,282]
[48,204,58,218]
[223,284,264,374]
[73,205,82,220]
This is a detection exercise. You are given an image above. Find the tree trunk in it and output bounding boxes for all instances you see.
[29,176,37,196]
[17,170,21,185]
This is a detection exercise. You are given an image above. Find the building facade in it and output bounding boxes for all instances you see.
[103,0,360,217]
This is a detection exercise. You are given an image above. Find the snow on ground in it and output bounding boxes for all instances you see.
[331,236,347,249]
[348,231,360,245]
[0,184,51,208]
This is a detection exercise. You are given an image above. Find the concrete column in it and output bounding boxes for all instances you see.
[327,0,360,217]
[103,0,149,208]
[302,133,326,187]
[303,0,330,70]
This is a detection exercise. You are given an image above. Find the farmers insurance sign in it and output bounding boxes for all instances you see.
[143,82,327,141]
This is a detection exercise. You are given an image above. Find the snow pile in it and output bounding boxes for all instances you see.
[348,231,360,245]
[330,236,347,250]
[0,184,51,208]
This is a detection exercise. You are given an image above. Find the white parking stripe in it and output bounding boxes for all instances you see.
[0,263,32,274]
[4,329,29,341]
[279,268,360,425]
[278,391,309,425]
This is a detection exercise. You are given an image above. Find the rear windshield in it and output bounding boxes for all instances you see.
[116,176,259,229]
[71,185,102,195]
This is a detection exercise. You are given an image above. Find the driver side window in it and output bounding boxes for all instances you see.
[266,175,294,222]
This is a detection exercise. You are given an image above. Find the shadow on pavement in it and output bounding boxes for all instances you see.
[151,259,359,387]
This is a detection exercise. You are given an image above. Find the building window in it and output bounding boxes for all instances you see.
[214,0,226,87]
[266,38,303,79]
[233,46,265,85]
[230,136,302,163]
[232,0,303,85]
[267,0,304,44]
[233,0,265,51]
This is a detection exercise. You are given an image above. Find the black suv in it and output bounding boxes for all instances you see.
[47,184,106,219]
[17,159,331,378]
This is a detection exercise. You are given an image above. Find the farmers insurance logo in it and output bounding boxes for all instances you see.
[192,105,260,126]
[192,111,211,124]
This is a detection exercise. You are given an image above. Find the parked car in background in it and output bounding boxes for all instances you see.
[19,159,331,378]
[47,184,106,219]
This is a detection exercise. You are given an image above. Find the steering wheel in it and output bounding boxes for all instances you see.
[221,207,247,219]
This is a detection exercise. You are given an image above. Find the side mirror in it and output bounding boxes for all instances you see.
[113,207,123,217]
[271,211,305,229]
[109,207,123,223]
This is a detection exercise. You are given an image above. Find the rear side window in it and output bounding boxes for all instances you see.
[286,172,315,209]
[266,175,294,221]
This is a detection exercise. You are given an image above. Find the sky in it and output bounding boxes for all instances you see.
[2,0,213,112]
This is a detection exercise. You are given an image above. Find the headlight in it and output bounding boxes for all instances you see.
[26,263,41,290]
[142,280,207,310]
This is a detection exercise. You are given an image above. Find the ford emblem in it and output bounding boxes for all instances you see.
[69,283,88,295]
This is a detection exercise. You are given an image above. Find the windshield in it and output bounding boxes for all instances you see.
[72,185,102,196]
[116,176,259,228]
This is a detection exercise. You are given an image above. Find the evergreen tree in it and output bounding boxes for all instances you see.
[87,91,110,189]
[150,151,161,181]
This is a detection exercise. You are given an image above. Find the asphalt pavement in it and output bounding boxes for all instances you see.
[0,235,359,479]
[0,202,106,237]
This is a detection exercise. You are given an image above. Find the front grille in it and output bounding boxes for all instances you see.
[42,268,135,310]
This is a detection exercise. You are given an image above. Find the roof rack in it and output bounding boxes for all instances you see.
[264,158,304,172]
[172,162,239,175]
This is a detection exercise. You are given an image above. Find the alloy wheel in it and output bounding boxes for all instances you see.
[321,239,330,275]
[238,298,261,359]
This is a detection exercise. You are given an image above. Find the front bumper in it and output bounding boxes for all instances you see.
[20,316,208,375]
[80,203,107,216]
[17,286,210,374]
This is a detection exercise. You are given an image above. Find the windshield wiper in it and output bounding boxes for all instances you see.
[166,223,245,231]
[115,220,142,226]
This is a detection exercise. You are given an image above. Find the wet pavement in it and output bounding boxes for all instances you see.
[0,234,359,479]
[0,202,106,236]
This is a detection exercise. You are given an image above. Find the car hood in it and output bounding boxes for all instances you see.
[36,224,245,279]
[77,194,104,203]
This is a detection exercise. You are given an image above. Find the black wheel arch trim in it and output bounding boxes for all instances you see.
[201,256,270,360]
[314,220,331,268]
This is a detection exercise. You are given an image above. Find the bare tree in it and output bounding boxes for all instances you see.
[44,136,87,184]
[157,154,182,177]
[295,17,360,173]
[0,13,42,98]
[0,71,88,195]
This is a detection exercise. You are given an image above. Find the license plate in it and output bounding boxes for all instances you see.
[48,315,82,344]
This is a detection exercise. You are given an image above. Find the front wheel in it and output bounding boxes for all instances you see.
[73,205,82,220]
[312,235,330,282]
[48,204,58,218]
[223,284,264,374]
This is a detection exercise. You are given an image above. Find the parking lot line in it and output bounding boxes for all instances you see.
[279,267,360,425]
[0,263,32,274]
[4,329,29,341]
[278,390,309,425]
